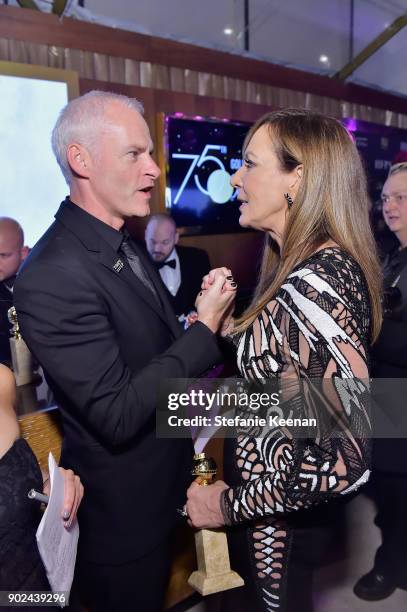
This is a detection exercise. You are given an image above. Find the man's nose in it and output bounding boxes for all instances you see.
[383,198,396,212]
[147,158,161,180]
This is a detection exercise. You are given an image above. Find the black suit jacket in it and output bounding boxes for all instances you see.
[371,248,407,474]
[169,246,210,316]
[0,281,13,366]
[14,200,221,563]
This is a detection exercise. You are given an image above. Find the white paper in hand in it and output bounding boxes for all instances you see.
[36,453,79,604]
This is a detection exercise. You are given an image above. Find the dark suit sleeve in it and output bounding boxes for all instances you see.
[188,248,211,301]
[196,249,211,278]
[14,263,221,446]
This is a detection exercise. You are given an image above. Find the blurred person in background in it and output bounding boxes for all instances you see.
[354,161,407,601]
[145,213,211,320]
[0,218,29,366]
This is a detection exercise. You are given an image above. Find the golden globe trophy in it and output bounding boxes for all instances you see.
[188,453,244,596]
[8,306,34,386]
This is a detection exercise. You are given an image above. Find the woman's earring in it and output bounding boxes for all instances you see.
[284,193,294,209]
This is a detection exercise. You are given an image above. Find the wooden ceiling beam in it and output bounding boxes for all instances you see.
[335,13,407,80]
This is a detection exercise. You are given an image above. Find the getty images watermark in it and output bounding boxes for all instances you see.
[157,377,407,440]
[165,387,316,430]
[155,378,353,439]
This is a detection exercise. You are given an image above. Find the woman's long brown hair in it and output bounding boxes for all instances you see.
[233,108,382,342]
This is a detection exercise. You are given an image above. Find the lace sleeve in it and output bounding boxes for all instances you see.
[222,252,372,525]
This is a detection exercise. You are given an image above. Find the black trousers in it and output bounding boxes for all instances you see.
[372,471,407,588]
[69,539,172,612]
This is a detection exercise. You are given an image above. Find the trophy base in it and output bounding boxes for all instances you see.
[188,527,245,595]
[188,570,244,596]
[10,337,34,387]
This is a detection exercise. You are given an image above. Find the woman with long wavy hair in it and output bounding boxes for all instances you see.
[185,109,382,611]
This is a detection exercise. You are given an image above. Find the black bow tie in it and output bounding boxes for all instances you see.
[156,259,176,270]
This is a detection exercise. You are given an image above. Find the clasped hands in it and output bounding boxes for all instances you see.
[195,267,236,334]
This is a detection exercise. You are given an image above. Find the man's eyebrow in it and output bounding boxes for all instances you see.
[126,143,153,151]
[128,144,154,154]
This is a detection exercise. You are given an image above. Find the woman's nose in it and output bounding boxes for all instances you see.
[231,166,242,188]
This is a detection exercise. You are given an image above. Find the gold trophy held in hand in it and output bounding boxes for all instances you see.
[187,452,244,596]
[8,306,34,386]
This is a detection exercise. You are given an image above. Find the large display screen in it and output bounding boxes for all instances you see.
[162,114,251,234]
[0,62,79,248]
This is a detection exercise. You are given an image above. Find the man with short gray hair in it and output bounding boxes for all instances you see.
[14,91,235,611]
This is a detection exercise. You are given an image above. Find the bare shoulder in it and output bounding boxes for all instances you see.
[0,365,19,458]
[0,364,17,405]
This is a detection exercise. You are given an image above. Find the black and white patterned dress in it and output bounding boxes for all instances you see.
[221,248,372,611]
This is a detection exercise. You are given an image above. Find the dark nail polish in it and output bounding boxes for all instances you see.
[226,275,233,280]
[230,282,237,287]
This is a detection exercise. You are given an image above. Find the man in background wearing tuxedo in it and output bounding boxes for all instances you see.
[0,218,29,366]
[145,214,210,318]
[14,91,235,612]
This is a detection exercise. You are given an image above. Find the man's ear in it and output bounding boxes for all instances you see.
[66,143,92,179]
[175,231,179,245]
[20,246,30,262]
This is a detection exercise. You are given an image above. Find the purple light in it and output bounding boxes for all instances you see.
[343,118,357,133]
[169,113,235,125]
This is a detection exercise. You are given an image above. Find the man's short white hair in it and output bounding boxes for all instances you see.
[51,90,144,185]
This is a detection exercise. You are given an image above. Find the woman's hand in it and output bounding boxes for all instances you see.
[196,268,237,334]
[43,468,84,529]
[186,480,229,529]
